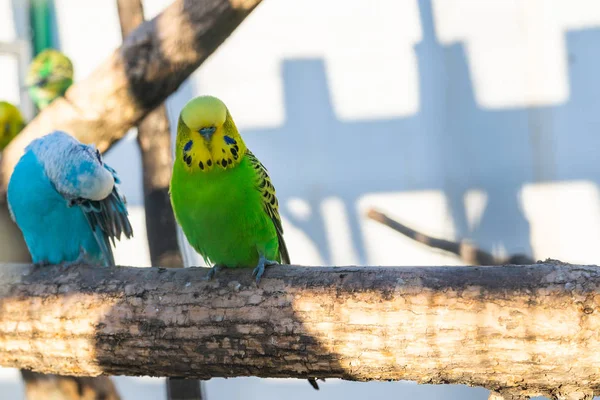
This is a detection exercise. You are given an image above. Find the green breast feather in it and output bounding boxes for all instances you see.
[170,150,289,268]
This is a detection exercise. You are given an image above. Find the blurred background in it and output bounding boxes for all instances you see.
[2,0,600,399]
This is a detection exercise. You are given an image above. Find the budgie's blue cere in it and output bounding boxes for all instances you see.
[7,131,133,266]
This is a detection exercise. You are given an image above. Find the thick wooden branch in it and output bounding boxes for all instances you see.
[0,262,599,398]
[0,0,263,198]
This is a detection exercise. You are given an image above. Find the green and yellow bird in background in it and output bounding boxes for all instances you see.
[26,49,73,110]
[0,101,30,264]
[0,101,25,150]
[170,95,321,390]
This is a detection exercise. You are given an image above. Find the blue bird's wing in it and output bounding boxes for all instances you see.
[76,164,133,266]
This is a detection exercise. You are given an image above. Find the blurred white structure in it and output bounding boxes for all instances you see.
[2,0,600,399]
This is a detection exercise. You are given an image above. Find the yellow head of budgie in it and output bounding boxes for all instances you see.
[177,96,247,173]
[0,101,25,151]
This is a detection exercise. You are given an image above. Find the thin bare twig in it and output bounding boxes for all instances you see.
[366,208,534,265]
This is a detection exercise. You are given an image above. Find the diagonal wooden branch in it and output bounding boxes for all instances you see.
[0,261,599,399]
[366,208,535,265]
[0,0,263,200]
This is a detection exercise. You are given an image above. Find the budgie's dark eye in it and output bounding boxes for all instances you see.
[95,149,102,163]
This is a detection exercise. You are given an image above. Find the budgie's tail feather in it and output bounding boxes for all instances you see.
[279,234,290,265]
[308,378,321,390]
[92,226,115,267]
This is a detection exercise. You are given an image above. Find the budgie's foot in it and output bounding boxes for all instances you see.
[205,264,224,280]
[33,261,50,267]
[62,248,93,268]
[252,256,278,285]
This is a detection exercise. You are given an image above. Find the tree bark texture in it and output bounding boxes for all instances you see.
[0,0,263,199]
[0,262,599,399]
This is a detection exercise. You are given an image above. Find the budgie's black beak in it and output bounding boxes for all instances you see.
[199,126,216,140]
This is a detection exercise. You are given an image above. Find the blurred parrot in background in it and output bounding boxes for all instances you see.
[26,49,73,110]
[0,101,25,150]
[7,130,133,266]
[169,95,322,390]
[0,101,30,264]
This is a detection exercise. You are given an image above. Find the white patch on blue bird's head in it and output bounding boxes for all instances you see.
[27,131,114,201]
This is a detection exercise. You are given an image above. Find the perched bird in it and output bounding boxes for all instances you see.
[170,95,321,390]
[26,49,74,110]
[0,102,30,264]
[0,101,25,150]
[170,95,288,283]
[7,131,133,266]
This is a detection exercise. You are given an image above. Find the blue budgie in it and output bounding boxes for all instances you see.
[7,131,133,266]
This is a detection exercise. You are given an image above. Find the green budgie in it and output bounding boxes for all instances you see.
[169,95,321,390]
[26,49,73,110]
[0,101,25,150]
